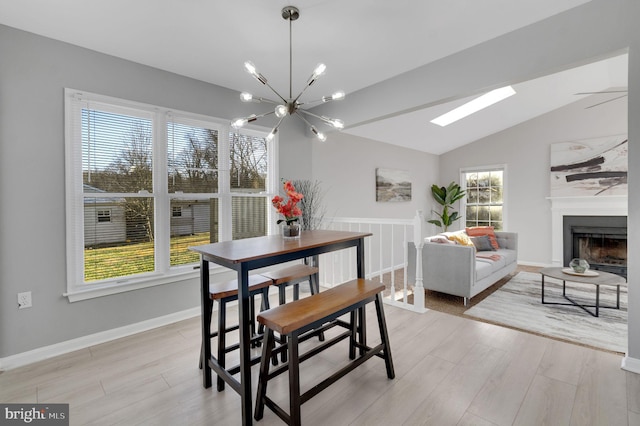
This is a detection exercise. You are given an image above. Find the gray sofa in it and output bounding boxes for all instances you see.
[407,231,518,306]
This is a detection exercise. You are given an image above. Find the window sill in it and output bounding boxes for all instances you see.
[64,265,229,302]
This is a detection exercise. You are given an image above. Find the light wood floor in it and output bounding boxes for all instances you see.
[1,296,639,425]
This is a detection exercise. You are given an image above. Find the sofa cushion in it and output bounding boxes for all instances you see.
[476,254,506,270]
[466,226,499,250]
[471,235,495,251]
[475,260,494,281]
[495,248,517,265]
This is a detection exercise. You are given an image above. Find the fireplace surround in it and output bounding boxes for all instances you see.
[548,195,627,269]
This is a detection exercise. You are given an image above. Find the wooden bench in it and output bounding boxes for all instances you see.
[254,278,395,426]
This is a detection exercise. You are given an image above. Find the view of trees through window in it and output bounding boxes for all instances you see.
[72,98,271,285]
[464,170,504,230]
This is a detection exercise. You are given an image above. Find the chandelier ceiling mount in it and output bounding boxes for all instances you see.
[231,5,345,142]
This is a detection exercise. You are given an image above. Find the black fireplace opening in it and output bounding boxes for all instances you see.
[563,215,627,278]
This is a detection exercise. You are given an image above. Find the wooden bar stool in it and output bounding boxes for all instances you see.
[254,278,395,425]
[262,263,320,305]
[262,263,320,361]
[199,274,273,391]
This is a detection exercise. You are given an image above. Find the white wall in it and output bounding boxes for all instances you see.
[311,132,439,221]
[439,86,628,265]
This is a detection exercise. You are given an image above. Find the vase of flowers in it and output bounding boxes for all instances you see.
[272,180,304,239]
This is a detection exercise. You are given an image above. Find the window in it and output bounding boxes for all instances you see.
[462,167,505,230]
[65,89,276,300]
[97,210,112,223]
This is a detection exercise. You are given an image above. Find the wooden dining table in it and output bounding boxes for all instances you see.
[190,230,372,426]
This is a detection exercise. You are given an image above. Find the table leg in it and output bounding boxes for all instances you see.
[617,285,621,309]
[595,285,600,317]
[541,274,545,303]
[356,238,366,355]
[237,266,253,426]
[562,280,566,297]
[200,258,212,389]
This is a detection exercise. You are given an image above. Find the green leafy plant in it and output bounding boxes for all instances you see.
[427,182,466,231]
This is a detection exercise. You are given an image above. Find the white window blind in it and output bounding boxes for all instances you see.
[65,89,276,300]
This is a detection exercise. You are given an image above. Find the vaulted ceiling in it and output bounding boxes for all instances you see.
[0,0,627,154]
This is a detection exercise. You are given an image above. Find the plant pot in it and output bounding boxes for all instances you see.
[282,223,301,240]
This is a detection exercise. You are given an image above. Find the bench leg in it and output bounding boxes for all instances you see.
[254,329,275,421]
[289,333,302,426]
[375,293,395,379]
[349,310,357,360]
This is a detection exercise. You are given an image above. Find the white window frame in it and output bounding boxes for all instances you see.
[64,89,277,301]
[460,164,508,230]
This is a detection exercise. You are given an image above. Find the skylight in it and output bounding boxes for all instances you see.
[430,86,516,127]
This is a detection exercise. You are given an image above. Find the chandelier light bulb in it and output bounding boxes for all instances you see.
[310,126,327,142]
[328,91,345,101]
[324,117,344,129]
[244,61,258,77]
[240,92,253,102]
[313,63,327,78]
[231,117,248,129]
[275,104,288,118]
[266,127,278,142]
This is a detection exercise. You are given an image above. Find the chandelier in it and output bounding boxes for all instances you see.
[231,6,345,142]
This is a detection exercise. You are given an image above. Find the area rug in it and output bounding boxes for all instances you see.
[464,271,627,353]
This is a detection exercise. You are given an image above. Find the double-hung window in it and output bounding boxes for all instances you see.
[462,166,505,230]
[65,89,275,300]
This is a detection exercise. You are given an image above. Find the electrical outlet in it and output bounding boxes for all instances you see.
[18,291,32,309]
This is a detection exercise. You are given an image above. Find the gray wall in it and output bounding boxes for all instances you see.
[0,24,311,357]
[439,87,628,265]
[311,132,439,220]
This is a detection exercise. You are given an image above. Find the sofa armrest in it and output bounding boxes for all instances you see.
[407,242,475,298]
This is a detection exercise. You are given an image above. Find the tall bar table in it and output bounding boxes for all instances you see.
[190,230,371,425]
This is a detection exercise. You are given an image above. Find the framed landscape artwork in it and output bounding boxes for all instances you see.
[375,168,411,202]
[550,134,628,197]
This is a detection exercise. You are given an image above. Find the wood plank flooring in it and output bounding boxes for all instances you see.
[1,293,639,425]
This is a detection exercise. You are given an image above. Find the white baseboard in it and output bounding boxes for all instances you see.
[621,355,640,374]
[0,307,201,372]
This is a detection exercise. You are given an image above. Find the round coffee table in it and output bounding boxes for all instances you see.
[539,267,627,317]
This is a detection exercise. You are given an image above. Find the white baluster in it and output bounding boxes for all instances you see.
[413,210,428,312]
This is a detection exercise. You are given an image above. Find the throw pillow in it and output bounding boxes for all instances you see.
[471,235,495,251]
[445,231,475,247]
[466,226,499,250]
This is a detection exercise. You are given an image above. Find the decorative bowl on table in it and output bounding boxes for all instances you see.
[569,258,590,274]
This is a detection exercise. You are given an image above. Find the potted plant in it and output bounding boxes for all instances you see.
[427,182,466,232]
[272,180,304,239]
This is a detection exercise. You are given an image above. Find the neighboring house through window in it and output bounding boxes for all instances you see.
[461,166,506,230]
[65,89,276,300]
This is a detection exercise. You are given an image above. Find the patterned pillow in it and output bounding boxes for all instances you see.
[466,226,499,250]
[444,231,475,247]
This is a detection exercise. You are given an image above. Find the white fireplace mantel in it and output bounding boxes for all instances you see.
[547,195,628,266]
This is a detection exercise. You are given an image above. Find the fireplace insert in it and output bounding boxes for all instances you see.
[563,215,627,278]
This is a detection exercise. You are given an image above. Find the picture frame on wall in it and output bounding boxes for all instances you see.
[550,134,628,197]
[375,168,411,202]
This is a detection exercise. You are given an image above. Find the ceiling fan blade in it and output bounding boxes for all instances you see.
[575,89,628,95]
[585,94,628,109]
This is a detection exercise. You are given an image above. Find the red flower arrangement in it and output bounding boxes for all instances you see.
[272,180,304,225]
